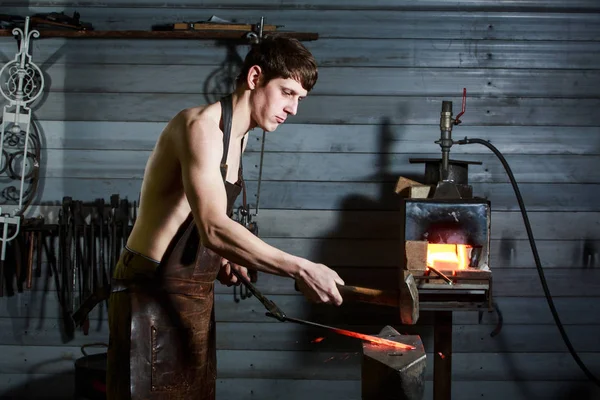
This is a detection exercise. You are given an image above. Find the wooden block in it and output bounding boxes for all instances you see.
[409,185,432,198]
[405,240,428,270]
[394,176,432,198]
[394,176,422,195]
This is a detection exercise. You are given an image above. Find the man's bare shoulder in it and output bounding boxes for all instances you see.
[165,102,224,160]
[177,102,223,138]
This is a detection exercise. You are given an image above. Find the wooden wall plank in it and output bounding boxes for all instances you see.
[217,323,600,353]
[0,344,597,381]
[2,317,598,354]
[243,182,600,211]
[33,177,143,203]
[4,39,599,70]
[37,121,163,150]
[252,124,600,155]
[0,293,598,326]
[30,149,600,183]
[8,206,600,241]
[252,153,600,183]
[215,295,600,325]
[7,205,599,270]
[14,121,598,167]
[29,178,600,211]
[217,267,600,297]
[36,64,600,97]
[255,210,600,240]
[8,266,599,306]
[33,149,259,179]
[218,351,600,381]
[1,7,599,40]
[30,121,600,155]
[1,265,597,315]
[264,238,600,269]
[1,376,597,400]
[217,379,598,400]
[310,39,600,69]
[23,93,600,125]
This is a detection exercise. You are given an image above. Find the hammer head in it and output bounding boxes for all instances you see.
[399,271,419,325]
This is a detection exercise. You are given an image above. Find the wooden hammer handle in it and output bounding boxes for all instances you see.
[294,281,397,307]
[336,284,397,308]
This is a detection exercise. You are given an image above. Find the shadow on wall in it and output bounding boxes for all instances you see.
[285,102,437,375]
[203,40,246,105]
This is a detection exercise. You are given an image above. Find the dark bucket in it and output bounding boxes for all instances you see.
[74,343,107,400]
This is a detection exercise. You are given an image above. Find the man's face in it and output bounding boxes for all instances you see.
[250,76,308,132]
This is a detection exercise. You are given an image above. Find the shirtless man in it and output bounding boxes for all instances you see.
[107,35,344,399]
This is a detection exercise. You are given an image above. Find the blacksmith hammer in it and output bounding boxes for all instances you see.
[336,272,419,325]
[230,268,419,325]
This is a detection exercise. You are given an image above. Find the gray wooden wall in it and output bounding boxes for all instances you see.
[1,1,599,399]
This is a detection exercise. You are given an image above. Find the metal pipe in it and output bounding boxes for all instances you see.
[438,101,454,181]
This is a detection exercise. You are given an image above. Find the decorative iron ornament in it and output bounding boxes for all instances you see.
[0,16,43,213]
[0,16,43,280]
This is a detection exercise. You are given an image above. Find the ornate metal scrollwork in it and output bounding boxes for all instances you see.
[0,16,43,215]
[0,16,43,294]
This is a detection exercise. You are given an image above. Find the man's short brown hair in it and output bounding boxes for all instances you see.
[236,35,318,92]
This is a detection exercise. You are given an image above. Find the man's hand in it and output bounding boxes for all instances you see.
[295,262,345,306]
[217,258,252,287]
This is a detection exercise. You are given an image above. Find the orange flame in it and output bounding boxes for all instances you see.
[427,243,471,270]
[311,337,325,343]
[330,328,415,350]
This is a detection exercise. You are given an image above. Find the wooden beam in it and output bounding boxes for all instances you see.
[0,29,318,41]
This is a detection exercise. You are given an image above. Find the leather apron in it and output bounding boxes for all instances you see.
[107,94,243,400]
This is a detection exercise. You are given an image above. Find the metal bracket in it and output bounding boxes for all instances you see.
[245,16,265,43]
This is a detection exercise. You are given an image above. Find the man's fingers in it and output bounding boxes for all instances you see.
[249,269,258,283]
[232,264,251,282]
[332,287,343,306]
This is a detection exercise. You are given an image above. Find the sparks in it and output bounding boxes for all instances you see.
[311,337,325,343]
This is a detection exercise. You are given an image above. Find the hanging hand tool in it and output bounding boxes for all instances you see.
[25,230,34,289]
[96,198,108,307]
[230,269,415,350]
[109,194,120,277]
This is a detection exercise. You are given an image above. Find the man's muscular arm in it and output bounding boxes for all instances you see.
[174,115,344,305]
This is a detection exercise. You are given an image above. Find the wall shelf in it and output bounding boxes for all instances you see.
[0,29,318,41]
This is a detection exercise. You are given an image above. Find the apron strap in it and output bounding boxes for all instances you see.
[220,94,233,180]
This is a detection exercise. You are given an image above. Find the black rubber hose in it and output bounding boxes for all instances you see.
[456,137,600,387]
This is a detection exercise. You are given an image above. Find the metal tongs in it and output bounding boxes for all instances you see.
[231,269,287,321]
